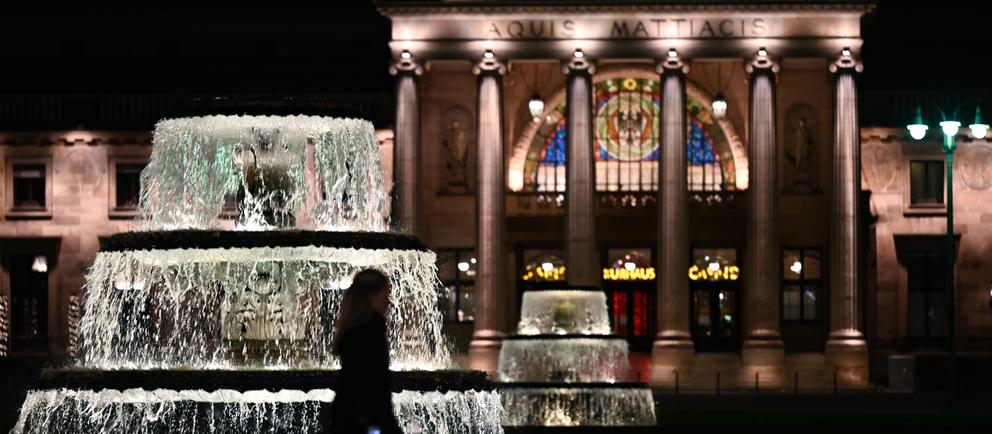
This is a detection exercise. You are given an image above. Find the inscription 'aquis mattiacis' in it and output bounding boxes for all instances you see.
[484,17,777,40]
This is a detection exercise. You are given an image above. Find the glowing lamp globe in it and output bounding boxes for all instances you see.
[940,120,961,137]
[970,106,988,139]
[971,123,989,139]
[907,124,928,140]
[907,104,928,140]
[711,93,728,120]
[528,94,545,121]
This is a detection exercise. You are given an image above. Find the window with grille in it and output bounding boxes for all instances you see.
[437,248,476,323]
[781,248,821,322]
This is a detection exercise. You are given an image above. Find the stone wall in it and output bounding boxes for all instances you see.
[0,131,151,355]
[862,128,992,351]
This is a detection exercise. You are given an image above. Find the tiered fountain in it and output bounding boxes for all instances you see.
[497,286,656,427]
[11,101,503,434]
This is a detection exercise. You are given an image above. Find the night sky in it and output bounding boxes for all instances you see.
[1,2,989,124]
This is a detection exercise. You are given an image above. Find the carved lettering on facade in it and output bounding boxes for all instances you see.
[482,17,773,40]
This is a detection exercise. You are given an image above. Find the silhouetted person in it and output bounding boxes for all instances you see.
[329,269,401,434]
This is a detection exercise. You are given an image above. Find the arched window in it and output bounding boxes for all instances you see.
[520,75,738,193]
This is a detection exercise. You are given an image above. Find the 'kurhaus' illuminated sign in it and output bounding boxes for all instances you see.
[603,267,656,281]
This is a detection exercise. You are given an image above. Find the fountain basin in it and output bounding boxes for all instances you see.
[498,383,656,427]
[13,369,503,434]
[80,230,449,371]
[517,289,611,335]
[497,335,630,383]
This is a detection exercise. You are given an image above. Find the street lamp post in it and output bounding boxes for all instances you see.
[907,100,988,398]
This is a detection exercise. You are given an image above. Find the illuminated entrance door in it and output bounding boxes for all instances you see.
[602,248,654,351]
[689,248,740,351]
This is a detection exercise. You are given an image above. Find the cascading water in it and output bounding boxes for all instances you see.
[516,290,610,335]
[14,388,502,434]
[498,337,629,382]
[79,245,448,370]
[496,287,656,427]
[138,115,389,232]
[0,294,9,358]
[11,110,503,434]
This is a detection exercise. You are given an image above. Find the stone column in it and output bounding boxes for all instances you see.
[652,52,694,374]
[563,52,597,287]
[742,51,785,365]
[467,52,507,374]
[826,50,869,384]
[389,55,424,236]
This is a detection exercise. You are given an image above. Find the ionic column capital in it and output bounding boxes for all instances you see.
[473,52,507,76]
[389,54,423,76]
[830,49,864,74]
[562,52,596,75]
[655,53,689,75]
[745,50,780,75]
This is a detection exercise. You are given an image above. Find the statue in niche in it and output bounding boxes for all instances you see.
[440,106,474,193]
[789,118,813,172]
[784,105,819,193]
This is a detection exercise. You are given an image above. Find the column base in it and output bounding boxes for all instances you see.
[825,332,869,386]
[742,336,785,366]
[467,330,504,376]
[650,335,695,385]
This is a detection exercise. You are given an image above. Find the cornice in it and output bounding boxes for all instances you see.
[379,3,877,16]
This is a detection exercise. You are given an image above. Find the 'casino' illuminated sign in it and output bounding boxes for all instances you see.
[601,264,740,281]
[688,264,740,281]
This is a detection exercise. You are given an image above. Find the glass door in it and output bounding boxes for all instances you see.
[689,248,740,351]
[602,248,654,351]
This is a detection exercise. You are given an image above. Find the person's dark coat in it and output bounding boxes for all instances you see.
[329,313,401,434]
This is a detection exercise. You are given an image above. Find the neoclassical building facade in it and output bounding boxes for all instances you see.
[375,0,992,388]
[2,1,991,391]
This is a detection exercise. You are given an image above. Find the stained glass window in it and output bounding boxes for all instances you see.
[521,75,736,193]
[594,77,660,192]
